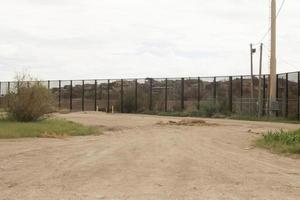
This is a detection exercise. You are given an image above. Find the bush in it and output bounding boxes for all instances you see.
[115,87,148,113]
[199,101,221,117]
[5,75,54,122]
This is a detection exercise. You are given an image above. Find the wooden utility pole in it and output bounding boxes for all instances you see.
[258,43,263,118]
[269,0,277,114]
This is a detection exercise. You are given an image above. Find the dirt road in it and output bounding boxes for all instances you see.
[1,112,300,200]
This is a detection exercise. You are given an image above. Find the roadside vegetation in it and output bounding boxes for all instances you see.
[0,73,101,139]
[143,102,225,118]
[256,129,300,154]
[5,73,54,122]
[229,115,300,124]
[141,101,299,124]
[0,118,100,139]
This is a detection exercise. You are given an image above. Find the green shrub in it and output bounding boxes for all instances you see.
[5,75,55,122]
[116,87,148,113]
[0,118,101,139]
[256,129,300,154]
[199,101,221,117]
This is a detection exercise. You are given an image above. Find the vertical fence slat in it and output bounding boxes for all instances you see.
[120,79,124,113]
[99,85,102,101]
[298,72,300,120]
[213,77,217,104]
[262,75,266,116]
[285,73,289,118]
[7,82,10,107]
[240,76,243,113]
[8,82,10,93]
[107,79,110,113]
[17,81,20,93]
[197,77,200,111]
[82,80,85,112]
[181,78,184,111]
[70,80,73,111]
[149,79,153,111]
[165,78,168,112]
[0,81,2,108]
[94,80,97,111]
[276,74,279,116]
[229,76,233,113]
[135,79,138,113]
[59,80,61,109]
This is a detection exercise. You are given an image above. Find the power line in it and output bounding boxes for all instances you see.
[277,0,287,17]
[279,59,299,68]
[253,0,287,46]
[263,45,299,68]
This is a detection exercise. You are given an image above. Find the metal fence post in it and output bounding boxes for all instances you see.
[197,77,200,111]
[7,82,10,107]
[240,76,243,113]
[165,78,168,112]
[0,82,2,107]
[59,80,61,109]
[181,78,184,111]
[229,76,233,113]
[107,79,110,113]
[298,72,300,120]
[8,82,10,93]
[94,80,97,111]
[285,73,289,118]
[17,81,20,94]
[82,80,85,112]
[262,75,266,116]
[48,80,50,90]
[99,84,102,100]
[149,78,153,111]
[135,79,138,112]
[70,80,73,111]
[120,79,124,113]
[213,77,217,104]
[276,74,279,116]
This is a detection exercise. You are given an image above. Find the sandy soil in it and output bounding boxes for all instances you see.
[1,112,300,200]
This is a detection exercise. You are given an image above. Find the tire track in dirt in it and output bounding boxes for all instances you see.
[1,112,300,200]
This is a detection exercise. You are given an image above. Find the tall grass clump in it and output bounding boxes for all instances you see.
[199,101,222,117]
[5,73,55,122]
[256,129,300,154]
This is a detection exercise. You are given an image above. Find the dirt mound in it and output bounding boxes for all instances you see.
[157,119,218,126]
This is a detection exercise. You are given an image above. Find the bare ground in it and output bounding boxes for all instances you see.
[1,112,300,200]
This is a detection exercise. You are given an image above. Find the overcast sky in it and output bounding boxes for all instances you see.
[0,0,299,81]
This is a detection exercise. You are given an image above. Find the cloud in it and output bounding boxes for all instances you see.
[0,0,299,81]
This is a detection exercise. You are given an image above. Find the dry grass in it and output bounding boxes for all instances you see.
[0,118,102,139]
[157,119,218,126]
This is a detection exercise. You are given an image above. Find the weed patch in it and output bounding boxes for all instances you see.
[256,129,300,154]
[0,118,102,139]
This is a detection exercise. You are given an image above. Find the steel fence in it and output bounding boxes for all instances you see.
[0,71,299,120]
